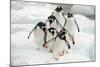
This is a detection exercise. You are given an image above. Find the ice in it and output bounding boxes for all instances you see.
[11,14,95,66]
[11,1,95,66]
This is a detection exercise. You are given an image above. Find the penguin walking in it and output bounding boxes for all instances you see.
[27,22,47,50]
[45,15,62,32]
[65,12,80,45]
[45,27,58,53]
[45,28,71,60]
[51,6,67,27]
[60,28,75,45]
[53,29,71,60]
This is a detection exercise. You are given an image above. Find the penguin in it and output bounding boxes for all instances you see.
[60,28,75,45]
[52,29,71,60]
[27,22,47,50]
[45,15,62,32]
[45,28,71,60]
[64,12,80,45]
[51,6,67,27]
[45,27,58,53]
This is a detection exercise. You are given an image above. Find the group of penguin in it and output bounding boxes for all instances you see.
[28,6,80,60]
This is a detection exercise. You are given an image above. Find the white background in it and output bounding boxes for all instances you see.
[0,0,98,67]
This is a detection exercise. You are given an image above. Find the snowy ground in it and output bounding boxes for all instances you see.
[11,1,95,66]
[11,14,95,66]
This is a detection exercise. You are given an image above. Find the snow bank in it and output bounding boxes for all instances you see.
[74,14,95,34]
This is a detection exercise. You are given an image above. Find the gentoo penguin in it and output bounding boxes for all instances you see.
[60,28,75,45]
[45,15,62,32]
[51,6,67,27]
[52,29,71,60]
[27,22,47,50]
[45,28,70,60]
[65,12,80,45]
[45,27,58,52]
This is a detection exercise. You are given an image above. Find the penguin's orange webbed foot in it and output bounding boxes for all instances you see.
[48,49,53,53]
[43,44,48,48]
[59,52,64,56]
[54,57,59,61]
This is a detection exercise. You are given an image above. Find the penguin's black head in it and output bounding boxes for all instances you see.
[37,22,46,32]
[55,6,64,12]
[58,33,66,40]
[48,15,56,26]
[59,28,67,35]
[48,27,58,36]
[58,28,68,40]
[67,12,73,18]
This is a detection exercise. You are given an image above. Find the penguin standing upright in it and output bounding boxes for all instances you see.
[65,12,80,45]
[45,27,58,52]
[28,22,47,50]
[51,6,67,27]
[52,29,71,60]
[45,28,70,60]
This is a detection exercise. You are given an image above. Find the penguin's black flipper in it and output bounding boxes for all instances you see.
[27,25,37,39]
[55,18,63,28]
[67,32,75,45]
[64,39,71,49]
[67,43,70,49]
[62,12,67,28]
[74,18,80,32]
[73,41,75,45]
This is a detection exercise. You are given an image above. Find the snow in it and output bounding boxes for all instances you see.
[71,5,95,16]
[11,14,95,66]
[11,1,95,66]
[11,1,56,24]
[11,31,90,66]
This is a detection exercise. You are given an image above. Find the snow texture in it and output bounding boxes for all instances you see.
[71,5,95,16]
[11,1,95,66]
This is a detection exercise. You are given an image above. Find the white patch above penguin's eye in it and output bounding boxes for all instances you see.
[41,26,44,29]
[51,29,53,32]
[61,35,64,38]
[51,19,54,21]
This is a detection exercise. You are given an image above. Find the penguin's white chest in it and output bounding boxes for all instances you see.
[53,12,65,26]
[66,18,76,35]
[47,31,54,41]
[53,38,68,54]
[34,29,44,44]
[46,31,56,50]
